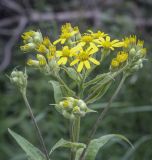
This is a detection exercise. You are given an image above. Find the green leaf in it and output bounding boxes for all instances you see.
[84,73,109,88]
[49,80,63,103]
[86,82,112,104]
[49,138,86,155]
[84,134,133,160]
[8,129,46,160]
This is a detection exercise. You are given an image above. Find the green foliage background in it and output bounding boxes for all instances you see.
[0,0,152,159]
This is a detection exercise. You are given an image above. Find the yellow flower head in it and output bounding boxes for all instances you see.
[36,44,48,53]
[95,36,124,50]
[43,37,52,47]
[88,30,107,39]
[70,46,100,72]
[56,46,75,65]
[111,58,119,68]
[36,54,47,66]
[22,31,35,41]
[21,30,43,44]
[53,23,79,45]
[116,51,128,63]
[27,59,39,67]
[47,45,56,60]
[123,35,137,47]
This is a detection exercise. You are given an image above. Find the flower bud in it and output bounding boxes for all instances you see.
[10,70,27,93]
[129,48,136,57]
[20,43,36,52]
[55,97,96,119]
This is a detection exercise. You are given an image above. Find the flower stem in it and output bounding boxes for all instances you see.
[80,74,127,160]
[70,116,81,160]
[22,91,50,160]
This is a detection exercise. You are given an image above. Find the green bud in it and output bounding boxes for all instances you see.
[20,43,36,52]
[33,32,43,43]
[10,70,27,93]
[77,100,87,111]
[129,48,136,57]
[48,59,60,74]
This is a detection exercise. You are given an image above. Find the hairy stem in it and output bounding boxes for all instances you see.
[22,91,50,160]
[80,74,127,160]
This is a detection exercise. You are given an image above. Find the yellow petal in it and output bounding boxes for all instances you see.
[106,36,110,41]
[89,57,100,65]
[56,51,63,57]
[84,60,91,69]
[70,59,79,66]
[77,62,84,72]
[53,39,61,45]
[113,42,124,47]
[79,42,86,46]
[61,39,66,44]
[111,39,119,44]
[58,57,67,65]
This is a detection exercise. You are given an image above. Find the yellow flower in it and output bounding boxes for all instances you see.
[123,35,137,48]
[27,59,39,67]
[47,45,57,60]
[88,30,107,39]
[78,35,97,49]
[21,30,43,44]
[56,46,76,65]
[116,51,128,63]
[95,36,124,50]
[111,59,119,68]
[20,43,36,52]
[21,31,35,41]
[53,23,79,45]
[36,54,47,66]
[70,46,100,72]
[37,44,48,53]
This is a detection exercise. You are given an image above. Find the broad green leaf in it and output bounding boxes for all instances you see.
[84,134,133,160]
[49,80,63,103]
[49,138,86,155]
[8,129,46,160]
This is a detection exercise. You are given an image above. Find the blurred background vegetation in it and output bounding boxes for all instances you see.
[0,0,152,159]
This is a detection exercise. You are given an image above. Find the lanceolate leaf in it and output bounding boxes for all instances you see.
[49,80,63,103]
[8,129,46,160]
[86,82,112,104]
[49,138,86,155]
[84,134,133,160]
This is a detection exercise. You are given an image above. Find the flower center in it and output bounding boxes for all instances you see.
[81,35,93,42]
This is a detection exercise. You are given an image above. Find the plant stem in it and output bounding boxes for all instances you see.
[22,91,50,160]
[80,74,127,160]
[70,116,81,160]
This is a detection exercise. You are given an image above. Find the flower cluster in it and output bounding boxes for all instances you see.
[20,23,133,74]
[10,70,27,93]
[55,97,95,119]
